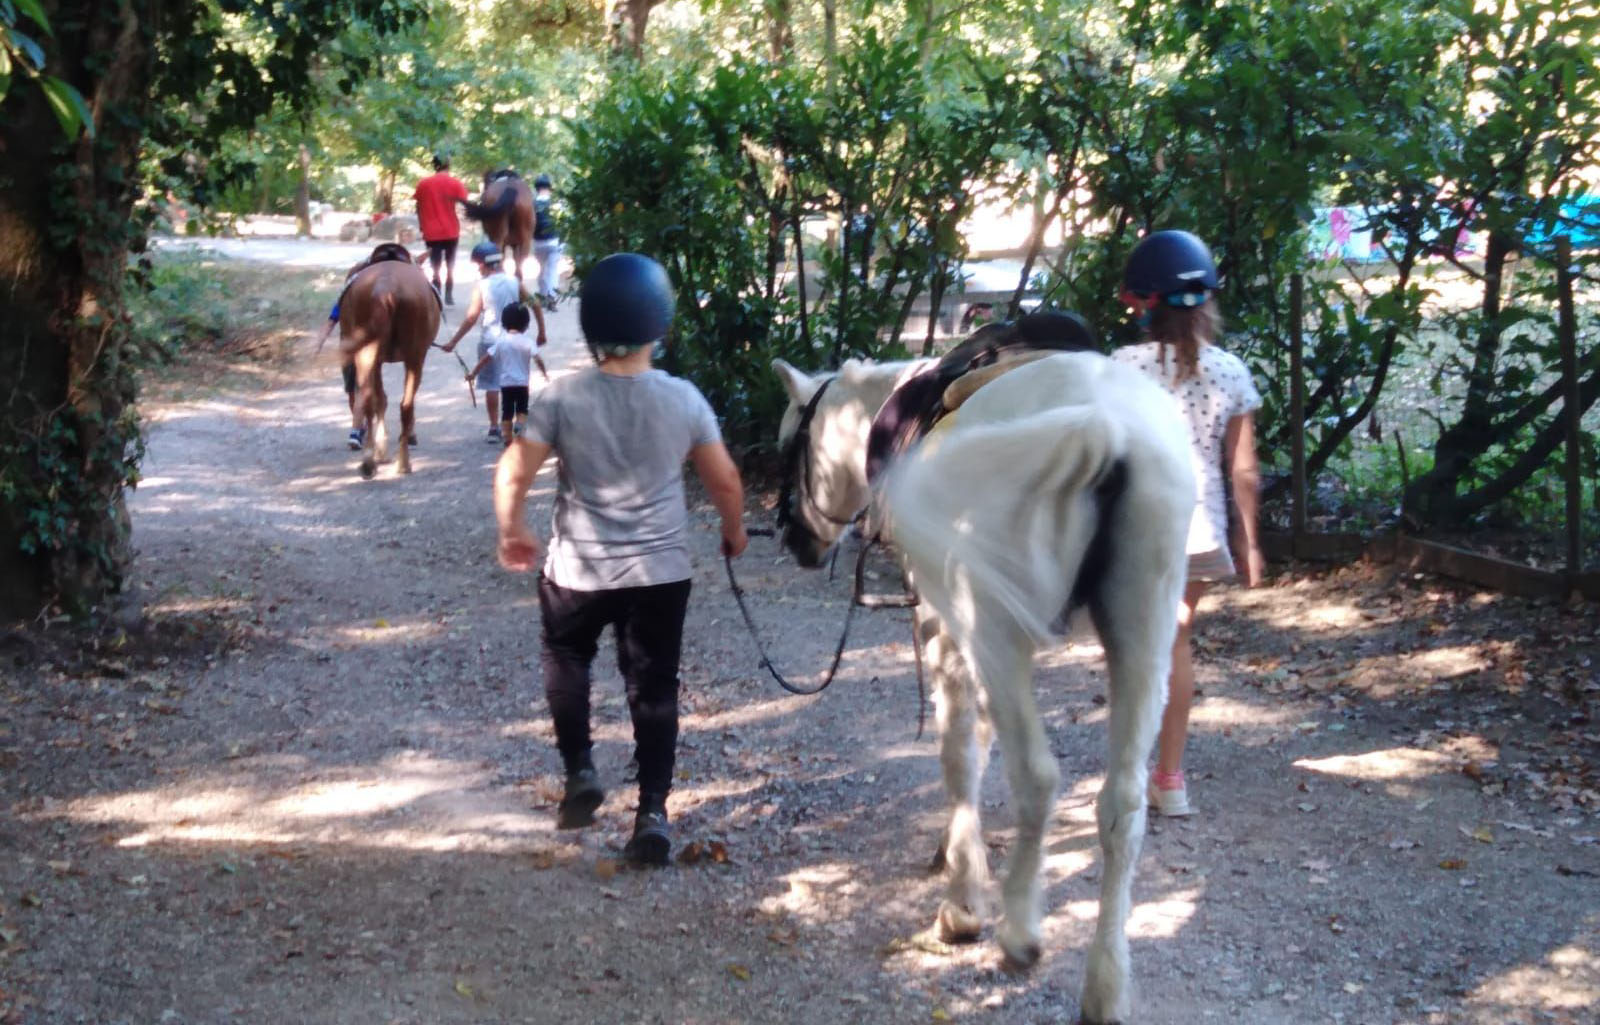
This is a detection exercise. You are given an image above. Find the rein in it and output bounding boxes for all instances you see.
[431,342,477,408]
[726,374,930,730]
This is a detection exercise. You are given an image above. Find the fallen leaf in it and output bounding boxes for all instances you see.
[594,859,618,881]
[374,619,390,628]
[453,979,475,999]
[728,963,751,981]
[1438,859,1467,870]
[932,1009,952,1022]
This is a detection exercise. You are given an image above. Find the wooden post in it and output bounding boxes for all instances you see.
[1556,236,1582,584]
[1290,271,1306,554]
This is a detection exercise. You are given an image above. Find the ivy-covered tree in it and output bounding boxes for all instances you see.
[0,0,421,618]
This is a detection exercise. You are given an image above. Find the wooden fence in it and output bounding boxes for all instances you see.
[1275,236,1594,603]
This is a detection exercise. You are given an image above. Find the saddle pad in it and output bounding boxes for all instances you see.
[864,309,1099,485]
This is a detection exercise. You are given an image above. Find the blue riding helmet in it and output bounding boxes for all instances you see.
[470,240,503,264]
[534,173,552,190]
[578,253,674,358]
[1124,230,1218,303]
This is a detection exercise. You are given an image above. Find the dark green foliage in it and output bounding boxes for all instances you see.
[565,32,1018,457]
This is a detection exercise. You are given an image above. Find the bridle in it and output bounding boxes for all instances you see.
[724,376,927,732]
[775,378,861,541]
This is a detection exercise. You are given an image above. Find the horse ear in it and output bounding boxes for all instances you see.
[772,359,819,406]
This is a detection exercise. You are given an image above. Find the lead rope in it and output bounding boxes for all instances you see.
[723,528,865,696]
[726,526,929,734]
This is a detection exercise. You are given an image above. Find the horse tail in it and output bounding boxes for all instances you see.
[459,186,516,223]
[883,401,1127,654]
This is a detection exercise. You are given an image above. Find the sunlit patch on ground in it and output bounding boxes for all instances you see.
[1295,746,1458,782]
[1468,940,1600,1013]
[33,753,553,854]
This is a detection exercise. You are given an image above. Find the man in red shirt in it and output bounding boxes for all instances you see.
[414,154,469,304]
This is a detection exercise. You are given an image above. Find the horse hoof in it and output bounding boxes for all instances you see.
[936,902,983,945]
[998,939,1041,973]
[359,458,376,479]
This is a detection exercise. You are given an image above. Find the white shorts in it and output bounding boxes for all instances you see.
[475,338,500,392]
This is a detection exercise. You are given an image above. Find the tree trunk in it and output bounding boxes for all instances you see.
[766,0,792,61]
[375,167,396,214]
[609,0,660,60]
[295,143,313,236]
[0,0,153,618]
[1405,230,1513,523]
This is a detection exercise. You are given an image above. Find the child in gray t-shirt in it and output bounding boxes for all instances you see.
[492,253,747,867]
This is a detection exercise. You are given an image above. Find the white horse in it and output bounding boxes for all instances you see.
[772,351,1194,1023]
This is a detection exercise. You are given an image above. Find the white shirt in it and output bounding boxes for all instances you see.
[486,330,536,388]
[1110,341,1261,556]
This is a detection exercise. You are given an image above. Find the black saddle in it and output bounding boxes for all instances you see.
[864,310,1098,484]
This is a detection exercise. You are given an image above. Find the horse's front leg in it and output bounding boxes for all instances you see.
[965,614,1055,971]
[921,605,992,944]
[395,361,421,475]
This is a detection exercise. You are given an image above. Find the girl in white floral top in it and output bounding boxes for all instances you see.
[1111,230,1265,818]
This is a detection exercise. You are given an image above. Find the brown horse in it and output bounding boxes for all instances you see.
[459,169,534,284]
[339,249,442,478]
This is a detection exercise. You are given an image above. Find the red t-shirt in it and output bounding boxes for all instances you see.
[414,173,468,241]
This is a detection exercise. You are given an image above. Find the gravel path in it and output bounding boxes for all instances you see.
[2,276,1596,1024]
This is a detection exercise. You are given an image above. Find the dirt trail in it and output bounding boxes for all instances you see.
[2,277,1597,1024]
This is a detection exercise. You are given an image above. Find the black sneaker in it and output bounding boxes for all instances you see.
[623,805,670,866]
[556,767,604,830]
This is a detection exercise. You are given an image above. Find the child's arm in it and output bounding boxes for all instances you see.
[690,441,748,557]
[1225,412,1264,586]
[466,351,492,380]
[441,290,483,352]
[494,437,555,572]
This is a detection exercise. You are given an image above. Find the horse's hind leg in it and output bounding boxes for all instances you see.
[395,360,421,475]
[353,346,381,479]
[370,365,390,472]
[1078,563,1181,1024]
[923,607,993,944]
[963,614,1055,971]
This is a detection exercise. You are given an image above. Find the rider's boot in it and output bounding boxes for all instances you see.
[557,756,604,830]
[624,793,671,866]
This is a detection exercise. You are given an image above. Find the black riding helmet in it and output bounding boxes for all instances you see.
[534,173,552,190]
[470,240,503,265]
[579,253,674,360]
[1124,230,1218,307]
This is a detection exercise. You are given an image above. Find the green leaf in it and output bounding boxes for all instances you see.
[39,74,93,138]
[12,0,54,36]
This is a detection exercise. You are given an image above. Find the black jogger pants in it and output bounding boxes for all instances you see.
[537,574,692,801]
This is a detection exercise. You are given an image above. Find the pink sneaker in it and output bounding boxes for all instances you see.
[1148,770,1194,817]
